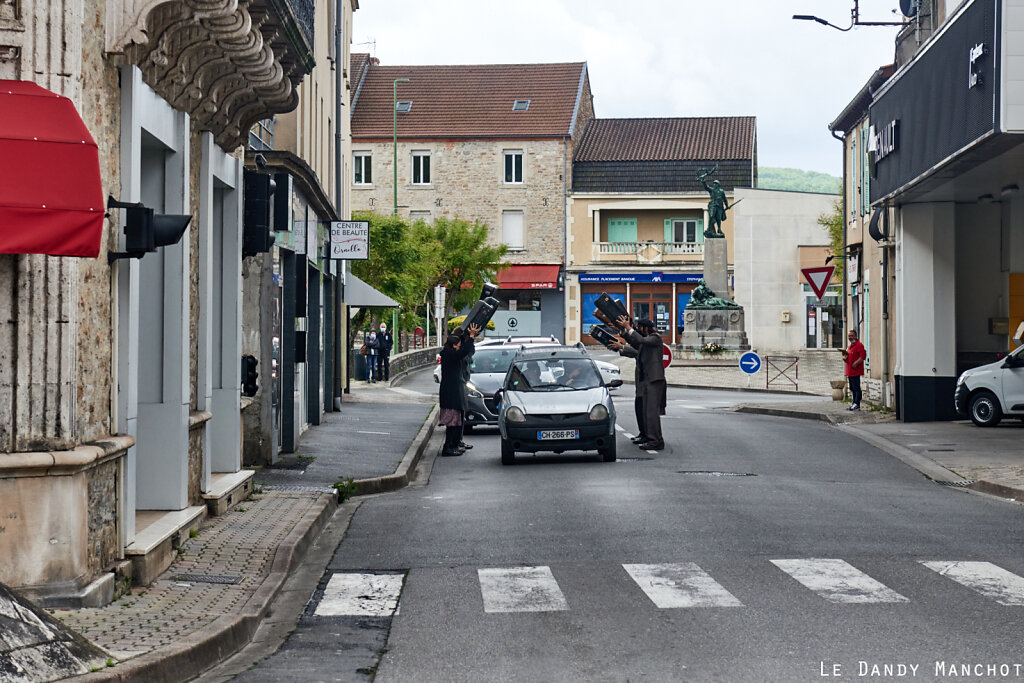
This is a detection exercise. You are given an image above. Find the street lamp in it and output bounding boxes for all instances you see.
[393,78,409,216]
[793,0,905,30]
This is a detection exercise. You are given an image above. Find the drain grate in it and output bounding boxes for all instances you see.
[936,480,974,487]
[617,457,654,462]
[927,448,955,452]
[171,573,244,585]
[678,471,756,477]
[259,484,335,493]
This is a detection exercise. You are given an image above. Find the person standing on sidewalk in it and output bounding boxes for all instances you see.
[365,329,379,383]
[377,323,394,381]
[439,323,481,456]
[617,316,665,450]
[842,328,866,411]
[609,335,649,446]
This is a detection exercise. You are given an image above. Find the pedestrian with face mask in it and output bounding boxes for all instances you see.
[617,316,665,450]
[377,323,394,381]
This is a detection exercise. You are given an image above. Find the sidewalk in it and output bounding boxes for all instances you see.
[47,381,438,682]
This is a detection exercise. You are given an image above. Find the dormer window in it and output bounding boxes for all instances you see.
[512,99,530,111]
[395,101,412,113]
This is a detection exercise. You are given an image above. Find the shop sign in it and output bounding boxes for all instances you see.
[969,42,986,88]
[869,119,899,164]
[329,221,370,260]
[578,272,702,284]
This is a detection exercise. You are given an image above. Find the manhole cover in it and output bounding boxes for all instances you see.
[171,574,244,585]
[677,471,756,477]
[936,480,974,487]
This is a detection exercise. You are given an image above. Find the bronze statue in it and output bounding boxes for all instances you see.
[697,165,730,238]
[685,280,740,310]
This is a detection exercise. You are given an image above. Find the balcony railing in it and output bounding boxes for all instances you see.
[280,0,315,52]
[593,241,704,263]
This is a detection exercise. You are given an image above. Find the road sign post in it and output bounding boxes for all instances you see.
[739,351,761,389]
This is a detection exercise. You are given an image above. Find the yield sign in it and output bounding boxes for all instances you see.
[802,265,835,300]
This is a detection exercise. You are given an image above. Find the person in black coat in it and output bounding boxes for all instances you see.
[377,323,394,381]
[438,323,481,456]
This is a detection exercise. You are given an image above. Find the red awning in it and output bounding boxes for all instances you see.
[496,264,560,289]
[0,80,104,258]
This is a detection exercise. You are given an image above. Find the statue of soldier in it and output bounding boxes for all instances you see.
[698,166,729,238]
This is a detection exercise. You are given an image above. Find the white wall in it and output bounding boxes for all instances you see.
[732,189,836,352]
[1002,0,1024,132]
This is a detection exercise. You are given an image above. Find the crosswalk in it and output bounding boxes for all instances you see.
[311,559,1024,616]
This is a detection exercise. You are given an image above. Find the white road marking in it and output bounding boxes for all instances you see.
[356,430,391,435]
[315,573,404,616]
[615,424,626,432]
[478,566,568,613]
[921,561,1024,605]
[624,563,743,608]
[771,559,908,604]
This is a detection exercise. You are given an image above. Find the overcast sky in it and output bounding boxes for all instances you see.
[352,0,905,177]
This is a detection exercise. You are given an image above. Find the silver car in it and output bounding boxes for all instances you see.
[496,345,619,465]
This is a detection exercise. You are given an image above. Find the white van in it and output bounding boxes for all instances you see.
[954,345,1024,426]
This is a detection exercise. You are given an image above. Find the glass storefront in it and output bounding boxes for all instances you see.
[805,284,844,349]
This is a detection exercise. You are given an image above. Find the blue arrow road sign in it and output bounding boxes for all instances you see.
[739,352,761,375]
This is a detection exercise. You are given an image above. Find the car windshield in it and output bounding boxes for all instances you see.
[469,348,517,374]
[506,358,602,392]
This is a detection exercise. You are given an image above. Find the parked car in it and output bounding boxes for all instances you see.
[433,335,505,383]
[954,345,1024,426]
[496,345,619,465]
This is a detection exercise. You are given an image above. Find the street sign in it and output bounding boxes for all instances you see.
[738,351,761,375]
[329,221,369,260]
[801,265,835,301]
[662,343,673,369]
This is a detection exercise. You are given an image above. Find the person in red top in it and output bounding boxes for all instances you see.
[842,329,867,411]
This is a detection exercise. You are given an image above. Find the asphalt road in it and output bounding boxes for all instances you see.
[229,365,1024,682]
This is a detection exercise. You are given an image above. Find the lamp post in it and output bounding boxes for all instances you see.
[393,78,409,216]
[793,1,904,30]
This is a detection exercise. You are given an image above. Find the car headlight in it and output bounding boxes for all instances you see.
[506,406,526,422]
[466,381,483,399]
[589,404,609,421]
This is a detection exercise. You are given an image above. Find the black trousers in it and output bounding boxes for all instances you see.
[634,394,647,439]
[848,375,862,405]
[643,380,666,444]
[444,424,464,453]
[378,354,391,381]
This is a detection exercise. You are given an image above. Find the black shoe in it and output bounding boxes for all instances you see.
[637,441,665,450]
[631,435,648,444]
[441,449,463,457]
[459,442,474,449]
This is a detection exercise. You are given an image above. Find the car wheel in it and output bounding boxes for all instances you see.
[501,439,515,466]
[600,438,617,463]
[969,391,1002,427]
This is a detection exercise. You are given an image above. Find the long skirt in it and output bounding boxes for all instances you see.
[438,407,463,427]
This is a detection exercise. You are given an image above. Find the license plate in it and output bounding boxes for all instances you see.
[538,429,579,440]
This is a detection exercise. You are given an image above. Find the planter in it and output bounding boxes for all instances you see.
[829,379,847,402]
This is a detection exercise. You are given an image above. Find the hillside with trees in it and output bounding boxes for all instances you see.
[758,167,841,194]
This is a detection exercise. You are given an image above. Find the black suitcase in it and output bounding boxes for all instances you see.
[588,324,621,350]
[594,293,629,328]
[463,296,500,332]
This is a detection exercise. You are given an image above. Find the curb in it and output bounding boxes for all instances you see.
[620,376,824,397]
[968,479,1024,500]
[79,492,337,683]
[732,405,837,423]
[353,404,438,496]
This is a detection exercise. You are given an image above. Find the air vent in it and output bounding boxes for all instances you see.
[395,101,412,113]
[512,99,530,111]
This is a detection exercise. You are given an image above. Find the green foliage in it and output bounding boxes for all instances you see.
[413,217,509,316]
[447,314,496,332]
[332,477,359,502]
[759,167,841,194]
[817,198,845,285]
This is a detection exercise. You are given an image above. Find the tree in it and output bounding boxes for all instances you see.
[817,199,845,285]
[348,212,419,347]
[413,217,508,321]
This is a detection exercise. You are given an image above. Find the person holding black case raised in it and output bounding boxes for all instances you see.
[616,316,665,450]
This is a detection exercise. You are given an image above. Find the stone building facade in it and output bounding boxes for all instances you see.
[0,0,332,605]
[349,58,595,339]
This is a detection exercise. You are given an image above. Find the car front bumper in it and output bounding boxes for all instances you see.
[503,418,613,453]
[465,393,500,427]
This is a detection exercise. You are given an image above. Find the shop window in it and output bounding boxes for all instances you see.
[804,284,843,349]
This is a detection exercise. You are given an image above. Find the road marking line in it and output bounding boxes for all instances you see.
[624,563,743,608]
[921,561,1024,605]
[771,559,908,604]
[315,573,404,616]
[615,424,625,432]
[478,566,568,613]
[356,430,391,435]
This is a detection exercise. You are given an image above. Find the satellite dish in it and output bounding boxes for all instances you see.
[899,0,918,17]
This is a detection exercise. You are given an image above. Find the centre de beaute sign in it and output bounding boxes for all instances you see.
[329,221,369,260]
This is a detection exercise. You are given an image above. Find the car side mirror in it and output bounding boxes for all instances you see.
[607,379,623,388]
[493,389,504,401]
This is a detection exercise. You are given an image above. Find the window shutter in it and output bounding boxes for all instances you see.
[664,219,673,242]
[608,218,637,243]
[862,127,870,216]
[696,218,705,243]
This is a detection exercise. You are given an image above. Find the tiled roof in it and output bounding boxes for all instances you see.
[572,160,753,194]
[574,117,756,162]
[349,61,587,138]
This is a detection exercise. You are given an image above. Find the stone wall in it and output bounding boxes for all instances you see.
[86,459,119,576]
[388,347,441,383]
[188,424,203,505]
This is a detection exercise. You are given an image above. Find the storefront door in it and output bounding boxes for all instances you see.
[631,284,672,334]
[805,285,843,349]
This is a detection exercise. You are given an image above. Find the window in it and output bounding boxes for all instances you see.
[504,150,523,184]
[503,210,524,250]
[512,99,530,111]
[665,218,703,243]
[411,151,430,185]
[353,152,372,185]
[410,210,431,224]
[395,101,412,113]
[248,117,275,151]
